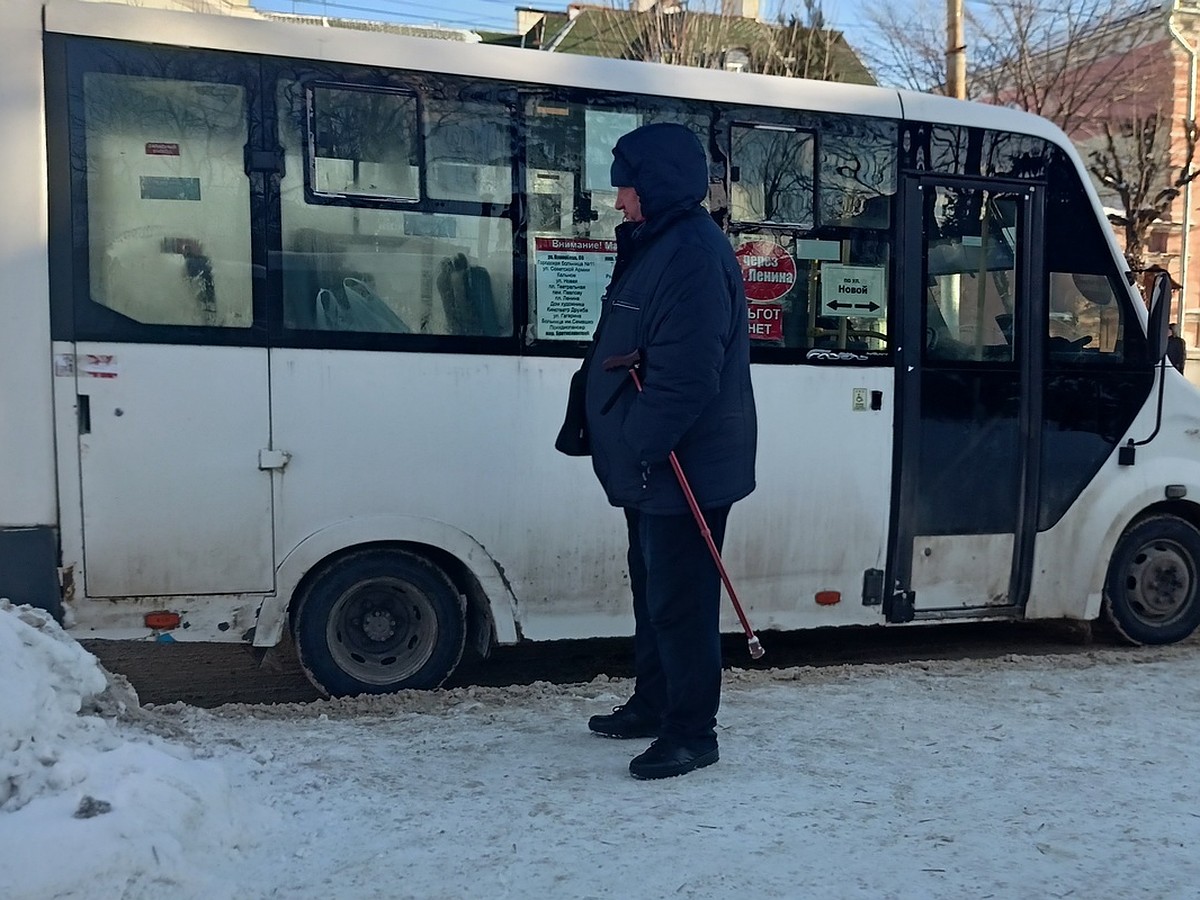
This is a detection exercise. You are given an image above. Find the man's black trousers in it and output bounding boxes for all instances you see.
[624,504,731,749]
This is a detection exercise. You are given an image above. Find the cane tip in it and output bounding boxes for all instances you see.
[748,637,765,659]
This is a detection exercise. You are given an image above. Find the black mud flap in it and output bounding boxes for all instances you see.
[884,587,916,623]
[0,526,62,621]
[862,568,885,606]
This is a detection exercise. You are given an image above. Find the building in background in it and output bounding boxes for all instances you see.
[503,1,872,84]
[974,0,1200,376]
[1067,1,1200,374]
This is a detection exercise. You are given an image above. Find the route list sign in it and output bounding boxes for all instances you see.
[535,237,617,340]
[820,264,886,318]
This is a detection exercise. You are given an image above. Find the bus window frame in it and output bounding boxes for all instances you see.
[266,59,524,353]
[50,37,903,366]
[727,121,820,232]
[303,81,425,207]
[51,35,269,348]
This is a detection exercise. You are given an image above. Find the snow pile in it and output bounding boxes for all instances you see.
[0,601,254,900]
[175,643,1200,899]
[0,600,111,810]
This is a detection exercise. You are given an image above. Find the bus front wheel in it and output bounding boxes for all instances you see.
[1102,514,1200,645]
[293,548,466,696]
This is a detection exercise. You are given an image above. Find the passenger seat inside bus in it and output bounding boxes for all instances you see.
[284,228,412,333]
[436,252,503,337]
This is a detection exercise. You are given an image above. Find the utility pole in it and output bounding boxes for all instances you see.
[946,0,966,99]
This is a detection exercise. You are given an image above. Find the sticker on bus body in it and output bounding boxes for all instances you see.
[80,355,119,379]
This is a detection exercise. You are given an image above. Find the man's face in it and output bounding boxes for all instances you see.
[615,186,644,223]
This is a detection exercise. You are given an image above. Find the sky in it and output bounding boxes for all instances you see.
[248,0,907,67]
[3,597,1200,899]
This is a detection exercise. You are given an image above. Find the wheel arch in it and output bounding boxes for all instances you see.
[1093,496,1200,599]
[1029,458,1200,621]
[1101,506,1200,643]
[254,516,519,650]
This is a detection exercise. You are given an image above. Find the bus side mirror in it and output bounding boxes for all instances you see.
[1147,271,1172,363]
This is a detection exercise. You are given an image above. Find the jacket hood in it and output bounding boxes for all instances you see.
[610,123,708,220]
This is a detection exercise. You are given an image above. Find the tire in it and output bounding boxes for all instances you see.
[293,548,466,696]
[1102,514,1200,645]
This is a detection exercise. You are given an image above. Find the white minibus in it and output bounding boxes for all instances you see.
[3,0,1197,694]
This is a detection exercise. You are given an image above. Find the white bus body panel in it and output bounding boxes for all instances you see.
[257,355,892,646]
[1027,371,1200,621]
[731,366,893,629]
[0,3,56,529]
[911,534,1015,610]
[75,343,274,596]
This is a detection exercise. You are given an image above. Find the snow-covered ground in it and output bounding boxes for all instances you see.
[2,598,1198,899]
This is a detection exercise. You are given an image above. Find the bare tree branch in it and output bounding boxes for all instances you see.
[972,0,1160,135]
[865,0,949,92]
[579,0,850,81]
[1088,113,1200,271]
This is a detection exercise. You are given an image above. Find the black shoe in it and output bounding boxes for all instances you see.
[588,703,660,739]
[629,739,719,780]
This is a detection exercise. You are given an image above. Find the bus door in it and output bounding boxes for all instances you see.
[66,49,276,599]
[891,176,1044,618]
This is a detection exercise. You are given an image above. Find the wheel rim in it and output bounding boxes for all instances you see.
[326,575,439,686]
[1121,538,1196,627]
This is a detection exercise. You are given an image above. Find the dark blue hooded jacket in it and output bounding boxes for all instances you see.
[583,123,757,514]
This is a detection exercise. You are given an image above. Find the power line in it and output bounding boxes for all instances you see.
[258,0,517,29]
[257,1,873,36]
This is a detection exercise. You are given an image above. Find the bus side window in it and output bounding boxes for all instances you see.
[730,124,815,228]
[727,112,895,356]
[276,77,513,338]
[1040,146,1147,367]
[1047,272,1124,360]
[923,188,1018,364]
[309,85,420,202]
[523,99,712,343]
[425,97,512,205]
[81,72,253,329]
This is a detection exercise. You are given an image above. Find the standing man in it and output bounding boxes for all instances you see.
[1168,323,1187,374]
[561,122,757,780]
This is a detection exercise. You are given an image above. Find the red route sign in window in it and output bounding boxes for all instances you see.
[747,303,783,342]
[735,240,797,302]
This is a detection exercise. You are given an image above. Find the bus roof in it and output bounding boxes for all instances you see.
[44,0,1068,150]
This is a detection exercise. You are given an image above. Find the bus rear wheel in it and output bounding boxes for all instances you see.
[1102,514,1200,645]
[293,548,466,696]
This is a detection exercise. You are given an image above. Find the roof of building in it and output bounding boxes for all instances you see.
[260,11,482,42]
[497,5,872,84]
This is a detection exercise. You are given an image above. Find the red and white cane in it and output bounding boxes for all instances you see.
[612,353,764,660]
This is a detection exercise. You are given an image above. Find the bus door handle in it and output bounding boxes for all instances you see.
[258,448,291,471]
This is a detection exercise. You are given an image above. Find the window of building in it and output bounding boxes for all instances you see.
[723,48,750,73]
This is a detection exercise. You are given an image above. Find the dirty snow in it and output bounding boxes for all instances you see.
[1,598,1198,899]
